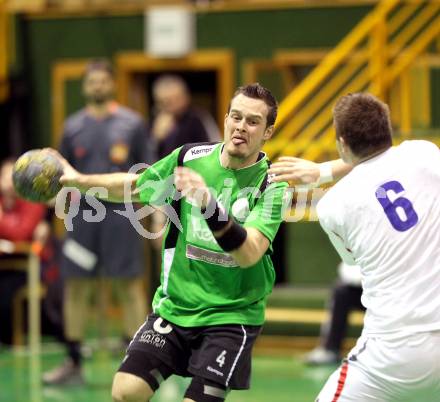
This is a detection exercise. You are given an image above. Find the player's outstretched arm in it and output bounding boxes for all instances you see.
[45,148,141,203]
[268,157,352,186]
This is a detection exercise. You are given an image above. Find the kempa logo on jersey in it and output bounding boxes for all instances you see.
[54,162,331,238]
[191,147,212,156]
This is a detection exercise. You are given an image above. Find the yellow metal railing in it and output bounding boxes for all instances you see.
[0,0,9,102]
[265,0,440,161]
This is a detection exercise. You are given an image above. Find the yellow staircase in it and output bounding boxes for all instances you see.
[265,0,440,161]
[0,0,9,102]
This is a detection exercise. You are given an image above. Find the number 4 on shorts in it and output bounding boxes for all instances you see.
[216,350,227,367]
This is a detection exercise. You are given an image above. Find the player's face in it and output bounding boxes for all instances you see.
[83,70,115,105]
[224,94,274,161]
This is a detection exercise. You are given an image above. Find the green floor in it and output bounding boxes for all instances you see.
[0,342,336,402]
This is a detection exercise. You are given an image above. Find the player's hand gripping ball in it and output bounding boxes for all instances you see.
[12,149,63,202]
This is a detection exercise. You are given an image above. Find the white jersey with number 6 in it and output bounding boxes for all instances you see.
[317,140,440,338]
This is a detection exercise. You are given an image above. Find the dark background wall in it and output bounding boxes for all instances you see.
[18,6,371,148]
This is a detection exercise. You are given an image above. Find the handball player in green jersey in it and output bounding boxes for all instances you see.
[51,83,287,402]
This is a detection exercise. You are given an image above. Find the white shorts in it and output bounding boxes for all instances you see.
[316,331,440,402]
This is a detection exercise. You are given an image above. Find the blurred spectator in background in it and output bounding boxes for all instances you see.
[305,262,364,365]
[43,59,152,385]
[149,74,220,160]
[0,158,54,346]
[148,75,220,278]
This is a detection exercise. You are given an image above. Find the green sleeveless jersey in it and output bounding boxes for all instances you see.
[136,143,287,327]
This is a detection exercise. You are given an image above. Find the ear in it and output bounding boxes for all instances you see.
[263,125,274,141]
[336,136,350,162]
[338,136,347,151]
[224,112,229,125]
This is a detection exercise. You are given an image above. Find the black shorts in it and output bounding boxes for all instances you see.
[120,313,262,390]
[61,205,143,278]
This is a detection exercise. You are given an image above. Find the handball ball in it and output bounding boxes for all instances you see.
[12,149,63,202]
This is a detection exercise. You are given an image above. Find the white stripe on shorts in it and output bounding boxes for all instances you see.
[226,325,247,387]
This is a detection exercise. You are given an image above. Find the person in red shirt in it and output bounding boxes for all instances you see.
[0,158,47,345]
[0,158,46,241]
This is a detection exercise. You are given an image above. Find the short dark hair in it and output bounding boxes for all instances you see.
[333,93,392,158]
[84,58,114,79]
[229,83,278,127]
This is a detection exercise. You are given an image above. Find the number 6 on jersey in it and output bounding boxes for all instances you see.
[375,180,419,232]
